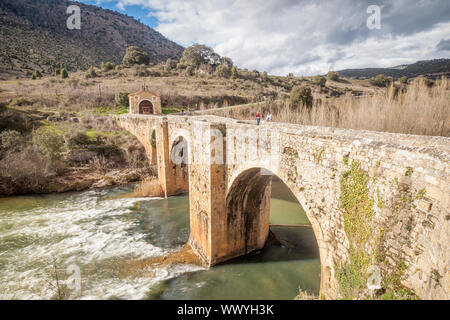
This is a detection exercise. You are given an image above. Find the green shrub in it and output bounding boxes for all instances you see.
[32,126,65,160]
[216,65,231,78]
[231,66,238,79]
[370,74,389,87]
[9,97,31,107]
[54,69,61,76]
[61,68,69,79]
[115,92,129,107]
[220,57,234,68]
[399,76,408,84]
[64,130,90,148]
[165,58,177,72]
[313,75,326,86]
[32,70,42,79]
[185,66,195,77]
[122,46,150,66]
[101,62,115,72]
[150,130,156,148]
[180,44,220,68]
[290,86,313,108]
[327,71,340,81]
[422,78,435,87]
[85,66,97,79]
[0,130,25,151]
[176,63,186,70]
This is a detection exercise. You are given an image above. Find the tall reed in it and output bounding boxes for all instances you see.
[211,77,449,137]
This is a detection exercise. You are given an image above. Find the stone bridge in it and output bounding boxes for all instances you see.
[115,113,449,299]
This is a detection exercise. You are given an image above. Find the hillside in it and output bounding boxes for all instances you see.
[0,0,183,79]
[338,59,450,79]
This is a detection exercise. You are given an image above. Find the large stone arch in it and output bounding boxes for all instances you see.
[224,166,329,295]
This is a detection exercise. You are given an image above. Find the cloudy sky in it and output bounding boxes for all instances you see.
[81,0,450,76]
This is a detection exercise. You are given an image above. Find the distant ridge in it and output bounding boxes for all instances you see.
[0,0,184,78]
[337,59,450,79]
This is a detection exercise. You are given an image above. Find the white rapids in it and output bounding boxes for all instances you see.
[0,187,202,300]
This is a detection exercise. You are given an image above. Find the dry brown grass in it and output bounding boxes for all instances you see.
[212,77,449,137]
[133,178,163,197]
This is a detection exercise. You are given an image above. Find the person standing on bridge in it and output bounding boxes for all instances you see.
[256,111,261,125]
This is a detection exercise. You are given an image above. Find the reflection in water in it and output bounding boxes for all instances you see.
[0,179,320,300]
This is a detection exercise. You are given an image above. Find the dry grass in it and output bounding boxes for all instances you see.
[133,178,163,197]
[0,64,380,115]
[212,77,449,137]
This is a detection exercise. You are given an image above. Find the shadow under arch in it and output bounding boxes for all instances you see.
[225,167,324,292]
[169,135,189,195]
[149,129,157,165]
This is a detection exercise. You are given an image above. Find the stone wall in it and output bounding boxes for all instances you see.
[116,114,449,300]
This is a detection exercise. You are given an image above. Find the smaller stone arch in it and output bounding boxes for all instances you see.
[169,135,190,195]
[139,100,154,115]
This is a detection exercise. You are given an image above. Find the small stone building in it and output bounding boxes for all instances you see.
[128,92,162,115]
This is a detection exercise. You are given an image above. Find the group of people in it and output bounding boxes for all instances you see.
[256,111,273,125]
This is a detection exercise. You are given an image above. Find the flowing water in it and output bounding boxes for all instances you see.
[0,181,320,300]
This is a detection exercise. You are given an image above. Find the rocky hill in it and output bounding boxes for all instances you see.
[338,59,450,79]
[0,0,184,79]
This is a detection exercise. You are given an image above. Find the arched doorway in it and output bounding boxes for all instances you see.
[139,100,154,115]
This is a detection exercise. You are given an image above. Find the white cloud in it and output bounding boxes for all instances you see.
[95,0,450,75]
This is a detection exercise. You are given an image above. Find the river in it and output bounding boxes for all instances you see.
[0,181,320,300]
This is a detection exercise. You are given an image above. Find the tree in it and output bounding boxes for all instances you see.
[262,71,269,82]
[180,44,221,68]
[122,46,150,67]
[32,127,65,160]
[370,74,389,87]
[216,65,231,78]
[399,76,408,84]
[313,75,326,86]
[102,62,115,72]
[290,86,313,108]
[185,66,195,77]
[33,70,42,79]
[61,69,69,79]
[220,57,233,68]
[85,66,97,78]
[231,66,238,79]
[165,58,177,72]
[115,92,129,106]
[0,130,24,151]
[327,71,340,81]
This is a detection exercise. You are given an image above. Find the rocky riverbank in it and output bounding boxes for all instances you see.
[0,166,153,197]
